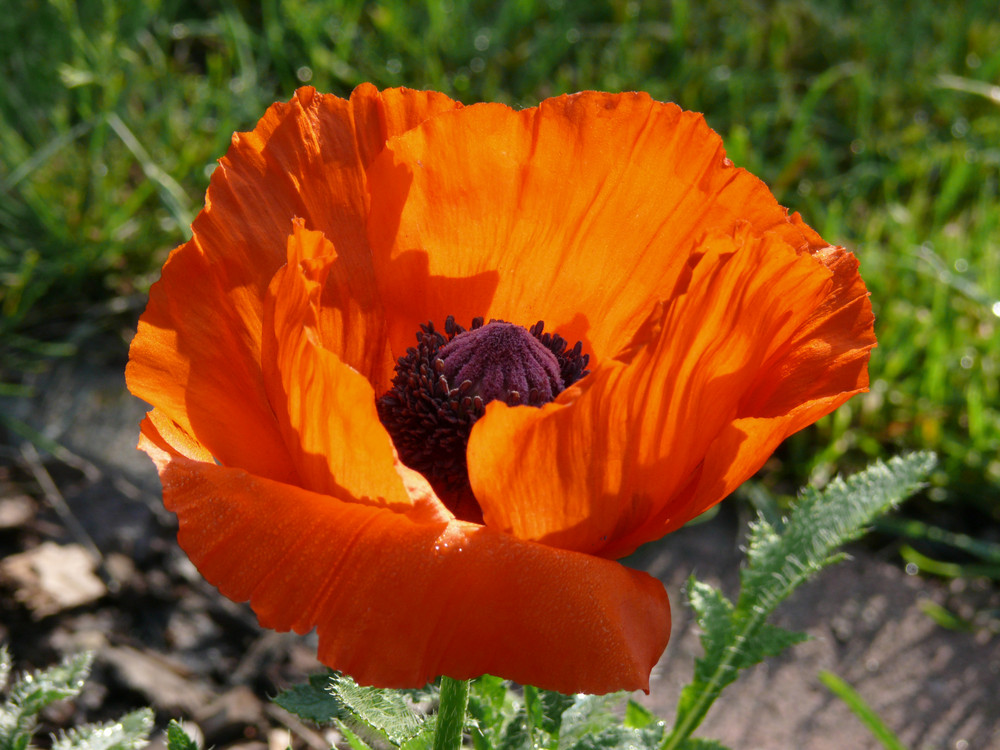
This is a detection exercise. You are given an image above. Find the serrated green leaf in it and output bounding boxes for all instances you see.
[623,700,656,730]
[273,673,342,724]
[468,675,513,730]
[496,705,533,750]
[469,676,507,717]
[633,724,667,749]
[556,694,622,750]
[525,687,574,737]
[740,453,935,614]
[740,624,810,664]
[331,673,424,746]
[1,651,96,750]
[165,720,199,750]
[561,727,628,750]
[276,672,426,746]
[663,454,935,750]
[561,723,664,750]
[496,687,571,750]
[52,708,153,750]
[10,651,93,713]
[523,686,543,734]
[468,675,511,750]
[685,580,735,686]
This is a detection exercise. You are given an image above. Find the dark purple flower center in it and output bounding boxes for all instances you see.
[438,321,563,407]
[376,316,589,521]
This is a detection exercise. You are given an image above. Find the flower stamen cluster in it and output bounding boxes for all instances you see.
[377,316,589,518]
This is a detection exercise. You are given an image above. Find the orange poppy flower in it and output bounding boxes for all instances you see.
[126,85,875,695]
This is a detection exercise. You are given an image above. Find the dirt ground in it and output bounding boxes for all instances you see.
[1,354,998,750]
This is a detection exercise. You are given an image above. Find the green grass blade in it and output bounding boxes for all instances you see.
[337,719,376,750]
[105,112,194,232]
[1,119,95,191]
[899,545,1000,580]
[818,671,908,750]
[875,516,1000,564]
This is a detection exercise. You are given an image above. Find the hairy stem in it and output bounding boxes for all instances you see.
[434,676,470,750]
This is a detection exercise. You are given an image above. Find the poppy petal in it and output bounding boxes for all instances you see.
[127,85,461,479]
[139,416,670,695]
[467,224,858,555]
[261,221,411,507]
[366,91,822,362]
[598,246,876,556]
[738,245,876,418]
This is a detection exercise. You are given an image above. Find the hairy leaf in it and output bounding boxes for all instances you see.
[664,454,935,749]
[740,453,936,612]
[1,651,95,750]
[624,700,656,730]
[496,705,534,750]
[8,651,92,713]
[561,723,664,750]
[556,694,621,750]
[165,720,199,750]
[330,673,424,746]
[468,675,512,750]
[274,673,342,724]
[685,580,735,687]
[275,672,426,747]
[52,708,153,750]
[563,727,634,750]
[525,687,574,737]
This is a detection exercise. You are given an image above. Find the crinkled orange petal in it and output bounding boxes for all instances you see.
[366,90,822,362]
[599,246,876,557]
[126,85,461,479]
[260,221,411,507]
[738,246,875,418]
[468,224,861,555]
[139,416,670,695]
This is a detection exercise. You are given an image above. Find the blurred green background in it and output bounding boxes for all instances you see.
[1,0,998,571]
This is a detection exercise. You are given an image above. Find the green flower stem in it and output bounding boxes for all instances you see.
[434,676,470,750]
